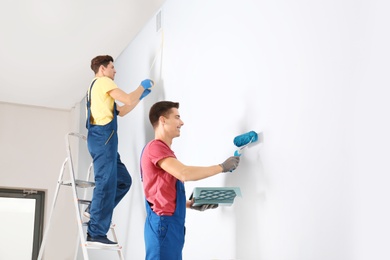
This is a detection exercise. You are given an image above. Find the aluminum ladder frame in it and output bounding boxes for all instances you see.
[37,132,124,260]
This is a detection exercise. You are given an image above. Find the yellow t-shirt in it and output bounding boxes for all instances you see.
[88,77,118,125]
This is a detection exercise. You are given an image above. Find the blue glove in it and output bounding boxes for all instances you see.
[140,79,154,89]
[140,89,151,100]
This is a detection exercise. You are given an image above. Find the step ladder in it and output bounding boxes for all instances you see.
[37,132,124,260]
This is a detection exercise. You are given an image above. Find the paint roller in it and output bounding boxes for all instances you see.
[233,131,259,156]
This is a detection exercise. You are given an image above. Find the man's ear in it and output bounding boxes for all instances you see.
[159,116,165,125]
[99,65,106,74]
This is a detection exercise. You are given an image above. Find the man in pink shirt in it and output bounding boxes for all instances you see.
[140,101,240,260]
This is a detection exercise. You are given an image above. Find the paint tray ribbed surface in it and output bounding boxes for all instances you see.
[190,187,241,206]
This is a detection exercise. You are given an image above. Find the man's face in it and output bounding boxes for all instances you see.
[102,61,116,80]
[164,108,184,138]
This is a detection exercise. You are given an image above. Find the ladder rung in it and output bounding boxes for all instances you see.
[60,180,72,186]
[82,221,116,229]
[78,199,91,205]
[60,180,95,188]
[75,180,95,188]
[83,244,123,250]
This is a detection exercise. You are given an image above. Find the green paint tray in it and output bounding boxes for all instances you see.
[189,187,241,206]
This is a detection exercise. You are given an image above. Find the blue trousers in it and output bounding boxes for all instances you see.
[144,180,186,260]
[87,124,131,238]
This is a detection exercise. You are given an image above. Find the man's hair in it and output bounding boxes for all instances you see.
[149,101,180,128]
[90,55,114,74]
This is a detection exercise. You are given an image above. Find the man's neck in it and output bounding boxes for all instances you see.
[155,136,172,148]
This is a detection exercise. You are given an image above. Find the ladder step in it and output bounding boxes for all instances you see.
[82,221,117,229]
[78,199,91,205]
[83,244,123,250]
[75,180,95,188]
[60,180,95,188]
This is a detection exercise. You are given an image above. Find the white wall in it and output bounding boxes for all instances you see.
[0,102,81,259]
[97,0,390,260]
[1,1,387,259]
[3,1,384,259]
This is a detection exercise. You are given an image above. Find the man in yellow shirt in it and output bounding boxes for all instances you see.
[85,55,153,246]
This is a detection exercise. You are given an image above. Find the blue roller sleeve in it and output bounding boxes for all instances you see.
[233,131,258,147]
[140,89,151,100]
[140,79,154,89]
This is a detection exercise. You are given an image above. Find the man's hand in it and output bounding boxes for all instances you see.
[140,79,154,89]
[191,204,219,211]
[220,156,240,172]
[188,199,218,212]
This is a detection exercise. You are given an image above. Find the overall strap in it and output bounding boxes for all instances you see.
[85,79,98,129]
[139,145,146,182]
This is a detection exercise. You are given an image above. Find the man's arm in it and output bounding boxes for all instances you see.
[109,86,144,105]
[116,104,137,117]
[158,156,239,182]
[108,79,154,117]
[108,86,143,117]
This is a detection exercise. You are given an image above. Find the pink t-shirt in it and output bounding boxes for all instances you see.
[141,139,178,216]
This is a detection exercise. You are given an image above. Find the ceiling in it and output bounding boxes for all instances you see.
[0,0,166,110]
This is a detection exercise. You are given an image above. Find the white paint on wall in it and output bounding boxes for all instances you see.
[2,0,387,259]
[80,0,390,259]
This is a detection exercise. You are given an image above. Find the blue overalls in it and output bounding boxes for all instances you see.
[144,180,186,260]
[86,79,132,238]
